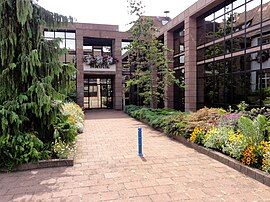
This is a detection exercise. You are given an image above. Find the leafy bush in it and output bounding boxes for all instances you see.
[163,114,187,137]
[222,131,249,160]
[185,107,226,133]
[219,113,241,128]
[62,102,84,133]
[203,127,232,150]
[241,145,257,166]
[52,137,75,159]
[244,107,270,120]
[124,105,142,115]
[53,116,77,144]
[0,133,44,170]
[237,115,268,145]
[190,128,205,144]
[237,101,249,112]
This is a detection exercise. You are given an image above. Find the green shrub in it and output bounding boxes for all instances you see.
[203,127,231,150]
[222,131,249,160]
[262,151,270,173]
[124,105,142,115]
[185,107,226,133]
[164,114,187,137]
[52,137,75,159]
[53,116,77,144]
[62,102,84,133]
[0,133,44,170]
[237,115,267,145]
[190,128,205,144]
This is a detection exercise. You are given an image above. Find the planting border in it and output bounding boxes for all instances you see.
[130,115,270,187]
[173,135,270,186]
[0,158,74,172]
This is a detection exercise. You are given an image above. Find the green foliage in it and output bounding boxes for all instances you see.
[190,128,205,145]
[124,105,142,115]
[52,137,74,159]
[0,133,43,170]
[203,127,231,150]
[0,1,78,169]
[0,0,75,141]
[125,0,180,108]
[53,116,77,144]
[222,131,249,160]
[62,102,84,133]
[164,114,187,137]
[237,101,249,112]
[124,105,184,135]
[237,115,267,145]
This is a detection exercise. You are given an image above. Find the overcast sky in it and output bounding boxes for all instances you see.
[37,0,197,31]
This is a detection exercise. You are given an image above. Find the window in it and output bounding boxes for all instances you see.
[180,45,185,53]
[232,4,245,31]
[179,55,185,64]
[196,0,270,108]
[260,72,270,89]
[233,0,245,9]
[44,31,54,38]
[44,30,76,64]
[179,31,185,36]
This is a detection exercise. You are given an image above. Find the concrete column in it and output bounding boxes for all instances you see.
[112,38,123,110]
[164,31,174,109]
[184,17,197,112]
[76,30,84,108]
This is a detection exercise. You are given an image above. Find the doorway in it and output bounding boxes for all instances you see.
[84,77,113,109]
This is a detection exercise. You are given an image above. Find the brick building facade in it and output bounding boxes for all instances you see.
[48,0,270,112]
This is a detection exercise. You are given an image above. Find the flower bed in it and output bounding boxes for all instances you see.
[124,104,270,174]
[0,102,84,171]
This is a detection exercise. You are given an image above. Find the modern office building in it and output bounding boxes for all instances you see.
[45,23,130,110]
[46,0,270,112]
[157,0,270,111]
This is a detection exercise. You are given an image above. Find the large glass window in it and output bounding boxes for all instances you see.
[196,0,270,108]
[44,30,76,64]
[173,27,185,110]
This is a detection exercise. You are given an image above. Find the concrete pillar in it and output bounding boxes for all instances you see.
[112,38,123,110]
[184,17,197,112]
[76,30,84,108]
[164,31,174,109]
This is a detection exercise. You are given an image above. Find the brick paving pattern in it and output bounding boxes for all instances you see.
[1,110,270,201]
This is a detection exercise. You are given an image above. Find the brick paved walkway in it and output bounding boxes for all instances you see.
[1,110,270,201]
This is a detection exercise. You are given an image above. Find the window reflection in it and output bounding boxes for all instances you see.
[246,0,261,27]
[233,0,245,9]
[55,32,65,39]
[196,0,270,108]
[232,5,245,31]
[44,30,76,64]
[215,15,224,39]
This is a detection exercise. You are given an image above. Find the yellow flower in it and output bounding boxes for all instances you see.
[190,127,204,143]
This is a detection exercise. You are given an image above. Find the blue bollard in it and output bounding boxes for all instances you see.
[138,128,143,157]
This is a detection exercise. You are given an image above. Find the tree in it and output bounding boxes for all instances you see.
[0,0,75,142]
[125,0,179,108]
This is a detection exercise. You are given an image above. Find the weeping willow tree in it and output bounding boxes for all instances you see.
[0,0,75,142]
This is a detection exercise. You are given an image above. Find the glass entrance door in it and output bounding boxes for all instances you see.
[84,77,113,109]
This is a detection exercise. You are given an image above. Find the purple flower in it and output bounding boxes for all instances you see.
[219,113,242,128]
